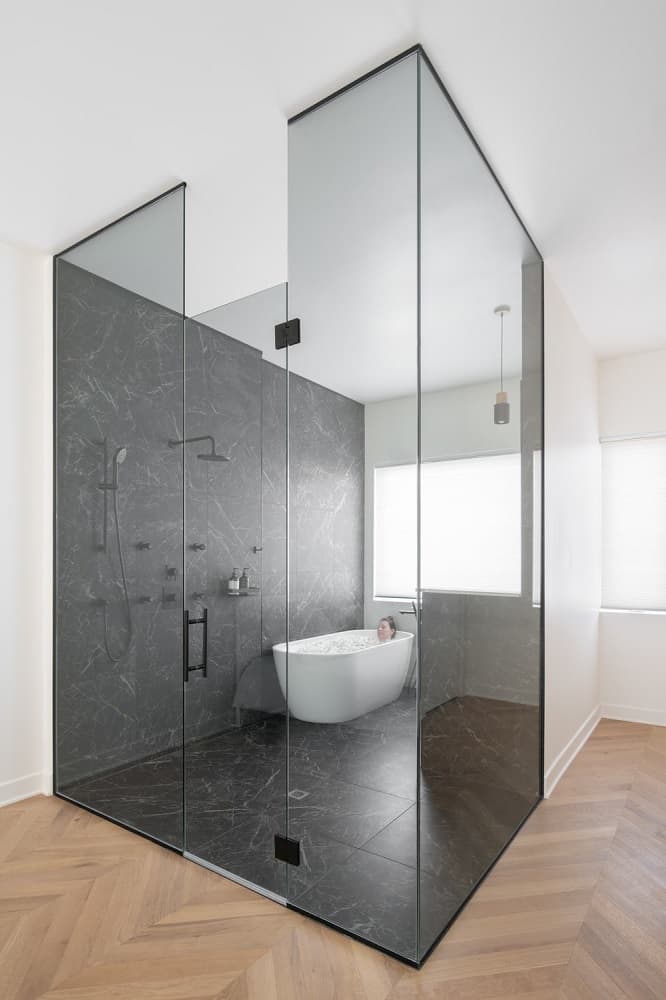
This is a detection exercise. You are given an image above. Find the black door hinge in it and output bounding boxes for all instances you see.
[274,834,300,866]
[275,318,301,350]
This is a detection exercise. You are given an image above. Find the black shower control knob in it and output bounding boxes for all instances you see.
[136,541,151,550]
[191,543,206,551]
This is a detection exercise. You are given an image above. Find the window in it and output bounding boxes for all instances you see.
[374,463,417,599]
[374,453,522,599]
[533,449,542,606]
[602,437,666,610]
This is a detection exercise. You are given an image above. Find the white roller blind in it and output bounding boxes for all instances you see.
[421,454,521,593]
[374,453,522,599]
[533,450,542,605]
[602,438,666,610]
[374,464,417,599]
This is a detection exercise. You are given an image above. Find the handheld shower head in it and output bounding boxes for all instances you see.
[99,446,129,491]
[110,446,128,489]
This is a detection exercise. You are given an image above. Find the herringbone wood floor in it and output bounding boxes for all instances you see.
[1,719,664,999]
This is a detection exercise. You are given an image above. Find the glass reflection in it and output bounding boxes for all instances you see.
[418,54,542,958]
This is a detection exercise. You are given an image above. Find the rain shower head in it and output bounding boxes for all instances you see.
[169,435,229,462]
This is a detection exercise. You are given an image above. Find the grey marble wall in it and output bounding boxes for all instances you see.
[420,592,464,714]
[462,596,541,706]
[56,259,185,788]
[288,371,365,642]
[182,319,264,744]
[56,262,365,788]
[259,362,365,650]
[421,592,541,712]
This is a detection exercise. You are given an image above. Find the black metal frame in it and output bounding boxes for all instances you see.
[50,41,546,972]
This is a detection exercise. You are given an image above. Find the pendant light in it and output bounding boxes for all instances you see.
[493,304,510,425]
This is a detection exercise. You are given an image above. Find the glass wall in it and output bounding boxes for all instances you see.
[54,186,186,848]
[285,48,543,962]
[418,54,543,959]
[286,52,419,960]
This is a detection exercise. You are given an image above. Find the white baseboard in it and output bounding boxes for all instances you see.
[602,703,666,727]
[544,704,601,798]
[0,771,52,807]
[464,682,540,707]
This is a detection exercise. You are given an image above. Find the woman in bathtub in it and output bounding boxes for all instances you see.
[376,615,397,642]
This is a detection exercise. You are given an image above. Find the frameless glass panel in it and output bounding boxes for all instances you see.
[287,53,419,961]
[418,52,543,959]
[54,186,186,848]
[183,285,288,899]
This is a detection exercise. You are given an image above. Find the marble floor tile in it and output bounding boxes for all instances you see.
[62,749,184,848]
[287,719,382,781]
[62,691,539,961]
[286,766,412,849]
[294,848,419,960]
[191,807,288,898]
[336,732,417,799]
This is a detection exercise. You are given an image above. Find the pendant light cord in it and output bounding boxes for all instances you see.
[500,311,504,392]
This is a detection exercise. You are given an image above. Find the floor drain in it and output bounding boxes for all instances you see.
[288,788,309,800]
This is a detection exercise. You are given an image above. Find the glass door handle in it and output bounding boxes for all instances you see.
[183,607,208,682]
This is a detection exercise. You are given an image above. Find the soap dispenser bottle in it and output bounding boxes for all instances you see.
[239,567,249,595]
[228,568,240,595]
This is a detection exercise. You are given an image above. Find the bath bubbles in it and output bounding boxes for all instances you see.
[296,633,380,656]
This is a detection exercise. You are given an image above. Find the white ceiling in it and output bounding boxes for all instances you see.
[2,0,666,360]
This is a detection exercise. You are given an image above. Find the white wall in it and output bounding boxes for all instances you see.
[543,269,602,794]
[598,348,666,726]
[0,242,52,805]
[599,349,666,438]
[600,613,666,726]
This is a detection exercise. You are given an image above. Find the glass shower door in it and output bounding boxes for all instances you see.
[182,285,290,899]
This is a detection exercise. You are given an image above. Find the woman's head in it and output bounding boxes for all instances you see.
[377,616,397,642]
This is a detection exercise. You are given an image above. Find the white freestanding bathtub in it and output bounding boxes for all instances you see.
[273,629,413,724]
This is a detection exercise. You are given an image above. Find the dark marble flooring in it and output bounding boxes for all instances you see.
[61,691,539,962]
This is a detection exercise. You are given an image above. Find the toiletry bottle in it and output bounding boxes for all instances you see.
[239,567,249,595]
[228,568,240,595]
